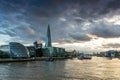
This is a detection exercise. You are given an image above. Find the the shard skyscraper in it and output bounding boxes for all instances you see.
[42,24,65,57]
[45,24,52,47]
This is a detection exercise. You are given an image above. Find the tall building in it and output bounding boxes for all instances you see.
[45,24,52,47]
[42,24,65,57]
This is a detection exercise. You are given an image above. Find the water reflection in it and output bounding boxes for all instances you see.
[0,57,120,80]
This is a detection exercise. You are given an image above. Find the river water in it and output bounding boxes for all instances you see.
[0,57,120,80]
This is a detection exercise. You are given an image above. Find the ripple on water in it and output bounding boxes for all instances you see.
[0,57,120,80]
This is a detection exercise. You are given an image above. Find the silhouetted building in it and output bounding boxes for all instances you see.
[33,41,39,49]
[26,46,36,57]
[36,48,43,57]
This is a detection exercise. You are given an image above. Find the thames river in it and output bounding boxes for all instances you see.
[0,57,120,80]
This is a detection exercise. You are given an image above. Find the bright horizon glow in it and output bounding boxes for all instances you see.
[1,34,120,53]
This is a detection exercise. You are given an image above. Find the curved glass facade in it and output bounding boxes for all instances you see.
[9,42,30,58]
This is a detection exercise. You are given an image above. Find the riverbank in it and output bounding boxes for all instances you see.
[0,57,67,63]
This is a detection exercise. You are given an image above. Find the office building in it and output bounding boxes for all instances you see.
[42,25,65,57]
[0,42,30,58]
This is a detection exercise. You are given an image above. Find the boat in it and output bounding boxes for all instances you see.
[67,56,73,59]
[78,53,92,60]
[46,57,54,62]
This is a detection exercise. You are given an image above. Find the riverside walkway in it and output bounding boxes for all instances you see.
[0,57,67,63]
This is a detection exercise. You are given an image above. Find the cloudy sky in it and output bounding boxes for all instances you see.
[0,0,120,53]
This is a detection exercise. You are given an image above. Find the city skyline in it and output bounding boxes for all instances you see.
[0,0,120,53]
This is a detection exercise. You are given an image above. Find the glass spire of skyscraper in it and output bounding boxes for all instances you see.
[45,24,52,47]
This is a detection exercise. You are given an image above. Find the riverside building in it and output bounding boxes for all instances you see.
[0,42,30,58]
[42,25,65,57]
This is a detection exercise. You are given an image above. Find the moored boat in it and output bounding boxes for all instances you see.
[78,53,92,60]
[46,57,54,62]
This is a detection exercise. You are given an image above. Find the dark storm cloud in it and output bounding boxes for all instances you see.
[0,0,119,18]
[0,0,111,20]
[103,43,120,48]
[69,33,91,41]
[100,0,120,15]
[0,0,120,44]
[89,21,120,38]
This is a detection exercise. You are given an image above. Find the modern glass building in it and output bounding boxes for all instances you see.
[9,42,30,58]
[42,25,65,57]
[45,24,52,47]
[0,45,10,53]
[0,45,10,58]
[42,47,65,57]
[0,42,30,58]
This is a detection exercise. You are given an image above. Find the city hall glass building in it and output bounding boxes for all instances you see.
[0,42,30,58]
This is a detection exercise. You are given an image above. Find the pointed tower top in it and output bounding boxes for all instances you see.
[48,24,50,27]
[45,24,52,47]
